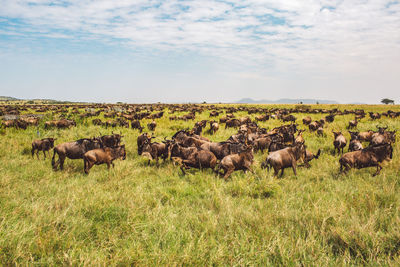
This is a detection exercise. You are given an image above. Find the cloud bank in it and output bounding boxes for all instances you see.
[0,0,399,103]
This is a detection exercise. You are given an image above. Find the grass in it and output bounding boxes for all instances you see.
[0,103,400,265]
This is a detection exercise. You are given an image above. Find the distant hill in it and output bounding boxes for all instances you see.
[0,96,21,101]
[236,98,339,104]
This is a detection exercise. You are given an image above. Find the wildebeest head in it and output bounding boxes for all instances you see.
[137,133,152,155]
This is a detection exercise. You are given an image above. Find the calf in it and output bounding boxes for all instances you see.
[339,143,393,176]
[140,138,169,165]
[261,142,305,177]
[333,131,347,154]
[83,145,126,174]
[218,146,254,180]
[32,138,56,159]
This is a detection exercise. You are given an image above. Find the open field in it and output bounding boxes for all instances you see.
[1,103,400,265]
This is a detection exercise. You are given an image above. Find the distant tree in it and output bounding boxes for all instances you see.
[381,98,394,105]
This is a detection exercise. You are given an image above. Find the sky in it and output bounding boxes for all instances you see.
[0,0,399,104]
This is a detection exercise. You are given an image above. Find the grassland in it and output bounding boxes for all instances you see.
[0,104,399,265]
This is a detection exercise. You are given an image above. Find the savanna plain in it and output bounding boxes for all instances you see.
[1,103,400,265]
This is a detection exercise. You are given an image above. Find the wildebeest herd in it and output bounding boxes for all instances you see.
[1,103,398,178]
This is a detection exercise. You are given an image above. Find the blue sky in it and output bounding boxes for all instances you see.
[0,0,399,103]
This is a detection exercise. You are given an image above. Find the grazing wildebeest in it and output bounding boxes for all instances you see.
[358,130,375,142]
[302,149,321,168]
[31,138,56,159]
[332,131,347,154]
[295,129,305,144]
[339,143,393,176]
[83,145,126,174]
[325,114,335,123]
[52,138,103,170]
[218,146,254,180]
[208,121,219,134]
[200,141,245,160]
[131,120,143,132]
[261,142,306,177]
[347,118,358,129]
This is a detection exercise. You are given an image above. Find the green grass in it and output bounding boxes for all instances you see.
[1,104,400,265]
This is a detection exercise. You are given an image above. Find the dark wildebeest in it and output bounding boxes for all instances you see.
[309,121,322,132]
[302,116,312,125]
[52,138,103,170]
[200,141,245,160]
[225,119,241,129]
[131,120,143,132]
[371,127,396,146]
[99,132,123,147]
[83,145,126,174]
[295,129,305,144]
[348,131,363,152]
[261,142,306,177]
[218,146,254,180]
[332,131,347,154]
[32,138,56,159]
[173,145,217,175]
[317,127,324,136]
[140,138,171,165]
[137,133,152,156]
[302,149,321,168]
[208,121,219,134]
[147,120,157,131]
[325,114,335,123]
[347,118,358,129]
[339,143,393,176]
[253,136,272,153]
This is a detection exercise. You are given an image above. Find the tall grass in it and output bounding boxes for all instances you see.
[0,104,399,265]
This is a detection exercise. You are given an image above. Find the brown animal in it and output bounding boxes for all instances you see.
[179,147,218,175]
[137,133,152,156]
[302,149,321,168]
[52,138,103,170]
[218,146,254,180]
[83,145,126,174]
[347,118,358,129]
[261,142,306,177]
[131,120,143,132]
[147,120,157,131]
[339,143,393,176]
[208,121,219,134]
[140,138,170,165]
[295,129,305,144]
[348,131,363,152]
[358,130,375,142]
[99,132,123,147]
[302,116,312,125]
[371,128,396,146]
[317,127,324,136]
[333,131,347,154]
[31,138,56,159]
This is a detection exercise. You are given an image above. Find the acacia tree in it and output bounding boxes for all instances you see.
[381,98,394,105]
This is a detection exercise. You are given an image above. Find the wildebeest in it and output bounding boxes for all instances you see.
[339,143,393,176]
[45,119,76,129]
[52,138,103,170]
[347,118,358,129]
[225,119,241,129]
[137,133,152,156]
[218,146,254,180]
[348,131,363,152]
[261,142,306,177]
[147,120,157,131]
[31,138,56,159]
[371,127,396,146]
[131,120,143,132]
[332,131,347,154]
[175,146,217,175]
[302,116,312,125]
[295,129,305,144]
[99,132,123,147]
[83,145,126,174]
[302,149,321,168]
[208,121,219,134]
[200,141,245,160]
[140,137,170,165]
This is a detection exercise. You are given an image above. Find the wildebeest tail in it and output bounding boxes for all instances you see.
[315,149,321,159]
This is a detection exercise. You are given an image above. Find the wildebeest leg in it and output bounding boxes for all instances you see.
[36,150,40,160]
[373,164,382,176]
[43,150,46,159]
[31,147,35,158]
[180,164,186,175]
[292,162,297,176]
[223,168,234,180]
[59,155,65,170]
[280,168,285,177]
[107,162,111,169]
